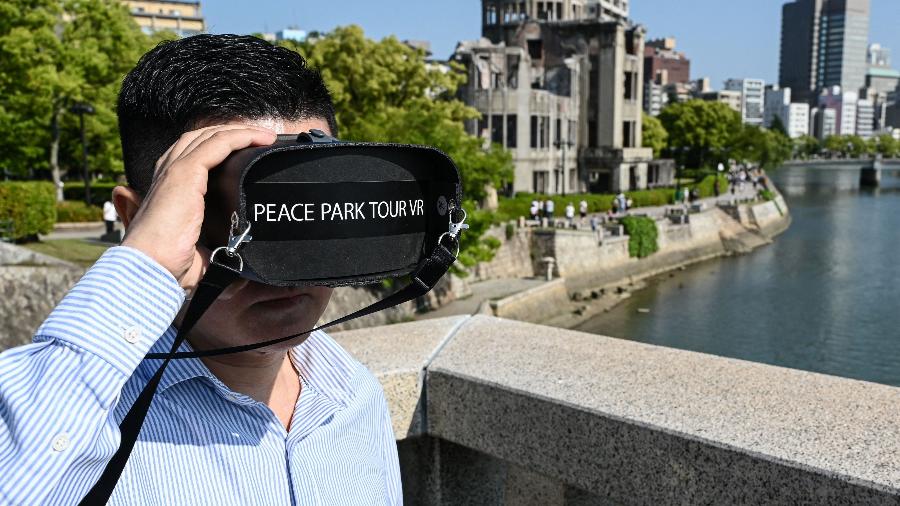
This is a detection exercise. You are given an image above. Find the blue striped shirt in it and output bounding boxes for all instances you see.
[0,247,402,505]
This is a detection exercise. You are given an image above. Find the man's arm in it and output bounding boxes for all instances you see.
[0,247,183,505]
[0,125,276,505]
[378,394,403,505]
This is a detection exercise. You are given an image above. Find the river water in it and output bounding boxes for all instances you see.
[576,165,900,387]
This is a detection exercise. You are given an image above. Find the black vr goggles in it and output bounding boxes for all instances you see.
[80,131,467,505]
[203,130,465,287]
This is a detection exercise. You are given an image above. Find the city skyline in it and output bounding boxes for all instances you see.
[203,0,900,88]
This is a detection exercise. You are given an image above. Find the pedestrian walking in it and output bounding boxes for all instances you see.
[545,199,555,220]
[565,202,575,227]
[102,200,117,235]
[579,199,588,220]
[714,177,721,197]
[530,199,539,220]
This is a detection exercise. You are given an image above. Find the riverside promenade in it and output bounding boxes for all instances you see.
[423,184,778,326]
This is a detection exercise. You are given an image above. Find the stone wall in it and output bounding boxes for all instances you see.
[331,316,900,505]
[471,224,536,281]
[489,278,569,323]
[0,243,84,349]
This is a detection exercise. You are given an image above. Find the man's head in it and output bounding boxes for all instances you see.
[118,34,337,196]
[115,34,338,359]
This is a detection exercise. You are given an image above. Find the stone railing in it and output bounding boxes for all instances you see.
[332,316,900,505]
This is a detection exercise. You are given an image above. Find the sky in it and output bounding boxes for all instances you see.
[204,0,900,90]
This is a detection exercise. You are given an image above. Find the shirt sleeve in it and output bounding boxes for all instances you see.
[0,246,184,506]
[379,393,403,505]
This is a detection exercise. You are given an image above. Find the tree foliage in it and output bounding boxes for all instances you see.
[641,112,667,158]
[794,135,820,159]
[0,0,160,195]
[658,100,742,169]
[822,135,869,158]
[280,25,513,203]
[658,99,792,170]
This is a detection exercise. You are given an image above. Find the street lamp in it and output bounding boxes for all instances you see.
[69,102,95,205]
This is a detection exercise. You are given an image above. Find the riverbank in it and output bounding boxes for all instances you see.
[444,193,791,329]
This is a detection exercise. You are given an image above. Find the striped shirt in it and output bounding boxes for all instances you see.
[0,247,402,505]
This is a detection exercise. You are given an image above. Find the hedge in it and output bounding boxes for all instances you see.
[495,188,675,223]
[0,182,57,240]
[621,215,659,258]
[63,182,118,206]
[57,200,103,222]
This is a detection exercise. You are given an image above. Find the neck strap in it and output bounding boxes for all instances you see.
[78,237,458,505]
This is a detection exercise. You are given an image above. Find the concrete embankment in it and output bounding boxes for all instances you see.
[472,196,791,325]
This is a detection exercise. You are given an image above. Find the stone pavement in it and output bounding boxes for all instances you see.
[41,222,123,241]
[419,277,546,320]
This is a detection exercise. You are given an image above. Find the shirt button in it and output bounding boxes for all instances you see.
[52,433,70,452]
[123,326,142,344]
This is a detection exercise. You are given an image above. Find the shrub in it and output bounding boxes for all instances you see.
[690,174,729,198]
[0,182,57,240]
[56,201,103,222]
[505,222,515,240]
[621,216,659,258]
[63,182,118,206]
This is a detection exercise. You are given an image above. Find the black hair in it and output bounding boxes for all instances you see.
[117,34,337,195]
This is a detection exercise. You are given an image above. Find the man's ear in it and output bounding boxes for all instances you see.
[112,186,142,229]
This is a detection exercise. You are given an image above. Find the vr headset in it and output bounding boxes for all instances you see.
[202,130,464,287]
[80,131,467,505]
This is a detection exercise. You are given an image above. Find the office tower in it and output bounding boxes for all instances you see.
[779,0,870,103]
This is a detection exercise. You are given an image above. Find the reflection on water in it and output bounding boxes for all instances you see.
[576,165,900,387]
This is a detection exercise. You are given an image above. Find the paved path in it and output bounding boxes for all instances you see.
[419,277,546,320]
[41,223,122,241]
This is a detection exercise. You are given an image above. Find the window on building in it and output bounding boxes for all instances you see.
[533,171,549,194]
[527,39,543,61]
[555,119,562,146]
[541,116,550,150]
[507,115,517,148]
[507,55,519,89]
[530,115,539,148]
[588,120,597,148]
[569,120,577,144]
[556,2,563,20]
[623,121,635,148]
[624,72,634,100]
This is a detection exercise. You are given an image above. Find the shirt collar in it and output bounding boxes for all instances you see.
[142,328,358,408]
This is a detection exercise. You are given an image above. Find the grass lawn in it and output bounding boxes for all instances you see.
[22,239,110,267]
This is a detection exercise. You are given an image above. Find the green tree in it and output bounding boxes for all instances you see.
[823,135,845,156]
[658,100,742,170]
[641,112,668,158]
[280,26,512,203]
[0,0,156,199]
[731,125,791,170]
[844,135,868,158]
[871,134,898,158]
[794,135,820,159]
[770,115,788,137]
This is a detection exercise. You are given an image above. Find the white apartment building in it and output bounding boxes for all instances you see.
[856,99,875,139]
[725,78,765,126]
[764,86,810,138]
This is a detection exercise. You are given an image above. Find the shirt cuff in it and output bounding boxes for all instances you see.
[34,246,185,378]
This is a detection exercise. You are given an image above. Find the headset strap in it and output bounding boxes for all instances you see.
[78,241,456,505]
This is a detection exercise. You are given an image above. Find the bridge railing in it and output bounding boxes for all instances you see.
[333,315,900,505]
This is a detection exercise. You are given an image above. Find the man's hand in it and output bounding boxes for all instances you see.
[122,125,277,291]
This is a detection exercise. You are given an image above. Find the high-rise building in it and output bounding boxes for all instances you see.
[725,78,765,126]
[463,0,661,194]
[124,1,205,37]
[818,85,858,135]
[644,38,691,85]
[779,0,870,104]
[856,98,875,138]
[764,86,811,138]
[813,107,837,139]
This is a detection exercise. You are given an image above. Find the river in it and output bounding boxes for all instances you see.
[576,164,900,387]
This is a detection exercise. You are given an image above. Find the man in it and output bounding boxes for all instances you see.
[103,200,118,235]
[545,198,555,220]
[0,35,401,505]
